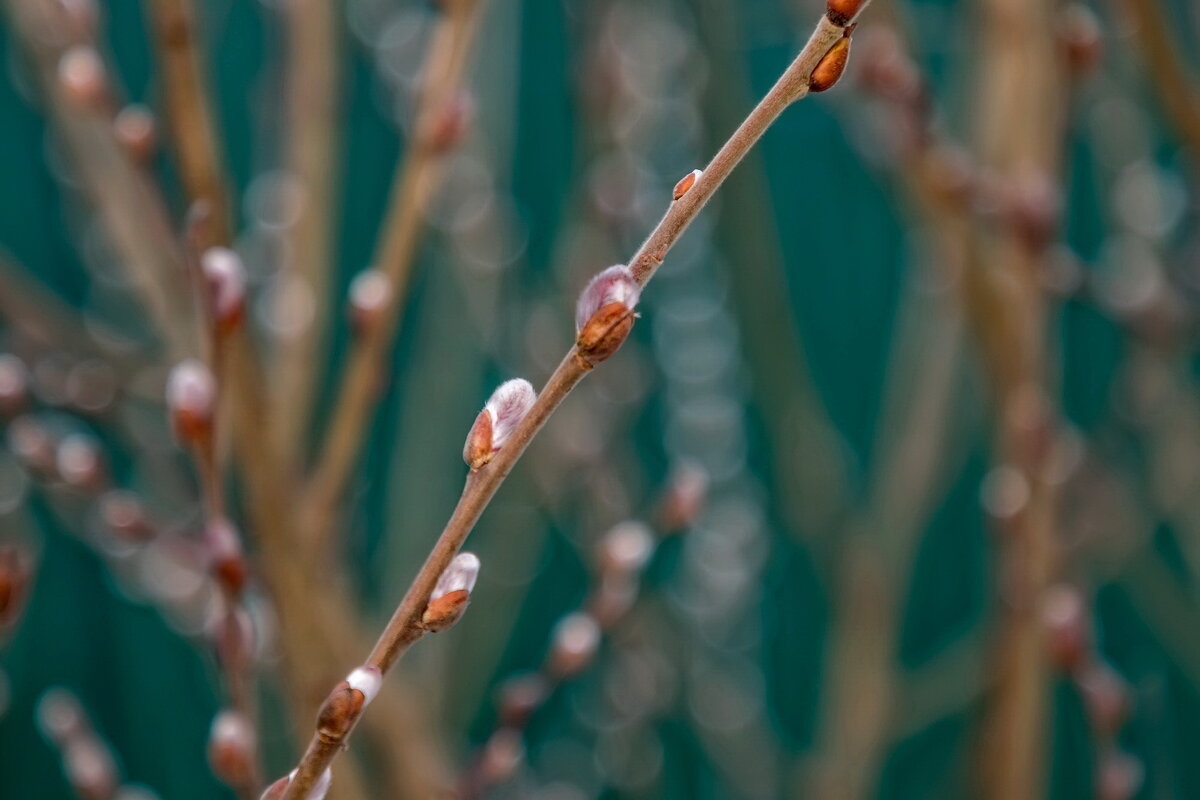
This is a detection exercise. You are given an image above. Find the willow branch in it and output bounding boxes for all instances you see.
[277,7,869,797]
[3,0,193,358]
[1121,0,1200,161]
[301,0,487,547]
[969,0,1069,796]
[273,0,341,469]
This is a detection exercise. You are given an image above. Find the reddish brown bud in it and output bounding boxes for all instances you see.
[0,545,33,628]
[1041,584,1089,672]
[463,410,494,470]
[347,269,393,336]
[1076,661,1131,738]
[1058,4,1103,78]
[205,517,247,595]
[317,681,366,742]
[0,354,30,417]
[7,415,56,475]
[422,588,471,632]
[463,382,536,469]
[576,302,636,367]
[496,673,548,727]
[114,105,157,163]
[826,0,871,27]
[99,491,154,542]
[201,249,247,334]
[547,612,601,678]
[597,521,655,577]
[809,36,852,93]
[479,728,524,785]
[207,710,257,788]
[57,46,108,108]
[1096,749,1143,800]
[419,90,474,153]
[673,169,702,201]
[166,359,217,446]
[55,434,105,490]
[657,463,709,531]
[575,264,641,366]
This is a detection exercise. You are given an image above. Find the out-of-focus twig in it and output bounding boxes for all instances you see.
[3,0,193,358]
[302,0,487,547]
[1121,0,1200,161]
[273,0,341,469]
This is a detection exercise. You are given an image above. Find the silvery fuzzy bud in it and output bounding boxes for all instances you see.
[347,269,393,336]
[423,553,480,631]
[200,248,247,334]
[574,265,640,367]
[0,354,30,417]
[317,665,383,742]
[114,105,157,164]
[463,381,537,469]
[205,517,247,595]
[55,434,105,490]
[57,46,108,108]
[547,612,601,678]
[166,359,217,445]
[1041,584,1089,673]
[597,521,655,577]
[207,710,257,788]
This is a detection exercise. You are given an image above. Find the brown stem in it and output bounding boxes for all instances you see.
[301,0,486,548]
[1121,0,1200,162]
[3,0,194,358]
[143,0,233,239]
[279,8,870,797]
[272,0,342,470]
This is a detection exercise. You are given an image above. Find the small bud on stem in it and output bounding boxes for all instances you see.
[575,265,640,367]
[809,36,852,93]
[200,248,247,335]
[423,553,480,631]
[208,710,257,789]
[166,359,217,447]
[114,105,158,163]
[673,169,702,201]
[463,382,536,469]
[347,269,393,336]
[57,46,108,108]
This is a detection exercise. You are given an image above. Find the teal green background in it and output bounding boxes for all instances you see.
[1,0,1197,798]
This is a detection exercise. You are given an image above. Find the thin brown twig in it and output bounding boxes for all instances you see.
[3,0,194,358]
[1121,0,1200,161]
[273,0,342,469]
[278,7,869,797]
[143,0,233,239]
[301,0,486,549]
[969,0,1070,796]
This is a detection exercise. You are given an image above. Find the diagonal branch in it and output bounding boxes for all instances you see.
[276,5,871,797]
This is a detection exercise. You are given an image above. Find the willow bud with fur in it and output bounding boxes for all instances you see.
[463,381,536,469]
[317,666,383,742]
[423,553,480,631]
[200,248,247,334]
[208,710,257,788]
[575,265,640,367]
[166,359,217,446]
